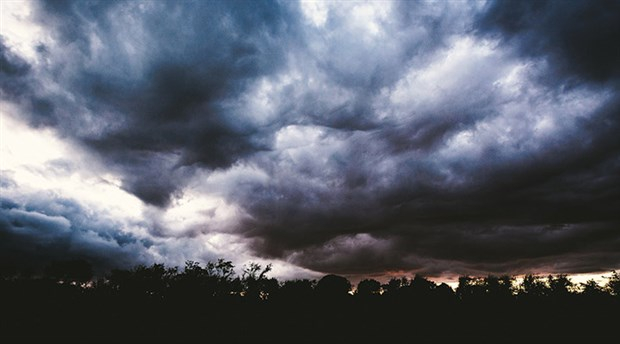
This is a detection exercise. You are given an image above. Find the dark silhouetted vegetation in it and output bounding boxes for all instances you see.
[1,259,618,343]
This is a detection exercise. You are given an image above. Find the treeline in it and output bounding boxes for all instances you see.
[1,259,618,343]
[2,259,618,300]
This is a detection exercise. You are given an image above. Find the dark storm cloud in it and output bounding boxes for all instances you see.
[0,190,152,275]
[3,0,620,278]
[9,0,300,207]
[219,1,620,276]
[238,91,620,276]
[290,222,620,277]
[0,37,31,100]
[477,0,620,84]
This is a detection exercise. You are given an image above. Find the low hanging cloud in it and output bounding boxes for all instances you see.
[0,182,152,274]
[1,0,619,279]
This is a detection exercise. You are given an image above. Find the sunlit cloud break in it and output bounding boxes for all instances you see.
[1,0,619,281]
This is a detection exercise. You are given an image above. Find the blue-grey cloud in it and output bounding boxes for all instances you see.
[14,0,300,207]
[0,189,153,275]
[476,0,620,84]
[1,0,619,278]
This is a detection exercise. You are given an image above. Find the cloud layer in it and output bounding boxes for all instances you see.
[1,0,619,279]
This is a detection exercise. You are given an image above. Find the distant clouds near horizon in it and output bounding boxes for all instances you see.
[1,0,619,281]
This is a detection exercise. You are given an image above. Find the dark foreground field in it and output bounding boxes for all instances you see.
[1,261,618,343]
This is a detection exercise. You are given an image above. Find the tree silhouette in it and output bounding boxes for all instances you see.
[170,260,212,302]
[435,282,456,302]
[580,279,606,297]
[382,277,409,298]
[408,275,436,296]
[483,275,514,300]
[605,270,620,297]
[456,276,484,301]
[316,274,351,299]
[108,263,177,298]
[519,274,550,298]
[356,278,381,297]
[547,274,573,298]
[1,259,618,343]
[241,262,274,300]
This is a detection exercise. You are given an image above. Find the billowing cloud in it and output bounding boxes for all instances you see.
[1,0,619,280]
[0,176,152,274]
[8,0,299,207]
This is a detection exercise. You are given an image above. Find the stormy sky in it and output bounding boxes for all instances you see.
[1,0,619,281]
